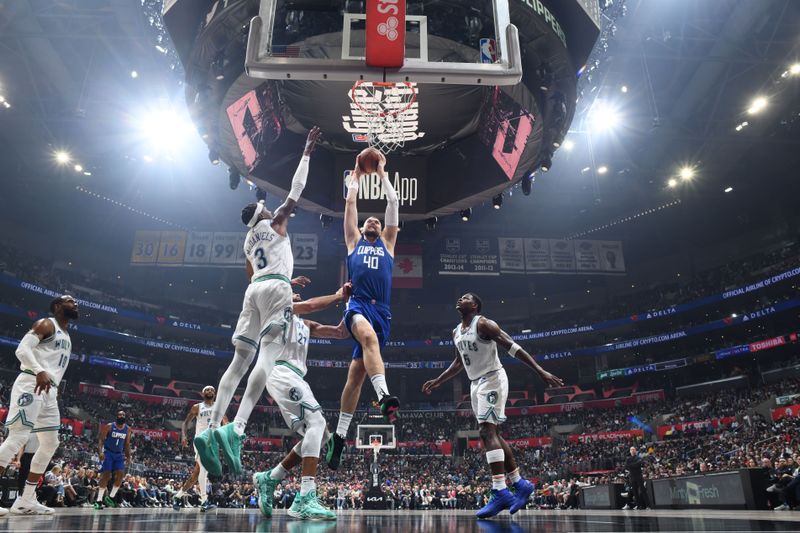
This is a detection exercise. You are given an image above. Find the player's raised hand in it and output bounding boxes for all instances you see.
[421,379,439,395]
[377,151,387,175]
[181,436,188,449]
[292,293,302,303]
[303,126,321,156]
[540,370,564,388]
[34,371,51,395]
[291,276,311,288]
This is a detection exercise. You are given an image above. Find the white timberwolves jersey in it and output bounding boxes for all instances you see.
[275,316,310,377]
[452,315,502,381]
[243,219,294,282]
[195,401,214,434]
[21,317,72,386]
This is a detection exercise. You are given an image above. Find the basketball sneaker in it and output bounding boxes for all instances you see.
[172,495,182,511]
[214,424,245,476]
[378,395,400,424]
[325,433,346,470]
[0,507,7,517]
[509,479,534,514]
[253,471,280,518]
[193,428,222,476]
[298,491,336,520]
[200,500,217,513]
[288,493,303,518]
[10,498,55,515]
[475,488,514,519]
[104,495,117,508]
[93,501,104,510]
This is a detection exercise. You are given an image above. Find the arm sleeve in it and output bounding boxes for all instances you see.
[287,155,310,201]
[16,332,46,374]
[380,172,399,227]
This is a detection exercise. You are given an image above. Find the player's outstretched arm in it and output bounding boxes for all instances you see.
[377,153,400,256]
[307,319,350,339]
[293,282,352,316]
[344,162,362,254]
[16,318,55,395]
[477,318,564,387]
[272,126,321,236]
[422,350,464,394]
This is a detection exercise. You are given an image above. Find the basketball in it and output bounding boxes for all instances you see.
[357,147,382,174]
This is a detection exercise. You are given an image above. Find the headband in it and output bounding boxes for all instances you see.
[247,201,265,228]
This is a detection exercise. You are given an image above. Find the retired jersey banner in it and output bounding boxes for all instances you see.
[393,244,423,288]
[438,237,500,276]
[292,233,318,269]
[498,238,525,273]
[524,238,551,271]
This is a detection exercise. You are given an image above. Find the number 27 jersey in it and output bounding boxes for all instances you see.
[452,315,502,381]
[243,219,294,282]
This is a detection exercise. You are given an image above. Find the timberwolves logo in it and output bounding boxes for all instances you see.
[486,391,498,405]
[18,393,33,407]
[289,387,302,402]
[283,307,293,322]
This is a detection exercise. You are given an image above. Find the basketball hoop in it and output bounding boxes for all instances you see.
[350,81,417,154]
[370,439,382,461]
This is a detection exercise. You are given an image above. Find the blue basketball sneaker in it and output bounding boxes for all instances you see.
[475,488,515,519]
[509,479,534,514]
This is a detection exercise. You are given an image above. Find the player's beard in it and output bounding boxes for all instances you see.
[364,228,380,239]
[204,394,215,401]
[65,308,79,319]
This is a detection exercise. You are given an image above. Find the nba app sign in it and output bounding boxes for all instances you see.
[335,155,427,215]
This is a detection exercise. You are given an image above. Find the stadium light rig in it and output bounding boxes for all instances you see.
[492,194,503,210]
[54,150,71,164]
[679,166,695,181]
[460,208,472,222]
[747,96,768,115]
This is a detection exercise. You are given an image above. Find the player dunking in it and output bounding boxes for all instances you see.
[215,282,350,477]
[326,150,401,470]
[252,289,351,521]
[195,127,321,476]
[422,293,563,519]
[173,386,226,511]
[94,410,131,509]
[0,295,78,516]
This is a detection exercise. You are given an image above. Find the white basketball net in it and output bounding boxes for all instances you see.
[350,81,417,154]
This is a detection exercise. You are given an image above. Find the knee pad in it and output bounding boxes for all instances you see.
[300,411,326,458]
[30,431,59,473]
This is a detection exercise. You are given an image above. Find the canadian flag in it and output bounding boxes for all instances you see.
[392,244,422,289]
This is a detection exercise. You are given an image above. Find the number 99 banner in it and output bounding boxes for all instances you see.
[131,230,318,269]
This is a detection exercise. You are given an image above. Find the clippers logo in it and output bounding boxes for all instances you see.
[378,16,400,41]
[342,83,425,144]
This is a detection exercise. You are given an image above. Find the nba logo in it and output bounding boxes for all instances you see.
[480,38,497,64]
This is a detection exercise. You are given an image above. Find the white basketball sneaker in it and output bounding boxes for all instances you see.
[10,498,55,515]
[0,506,9,517]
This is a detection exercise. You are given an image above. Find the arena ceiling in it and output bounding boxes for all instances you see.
[0,0,799,239]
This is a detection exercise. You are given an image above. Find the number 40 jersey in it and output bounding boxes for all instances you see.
[452,315,503,381]
[243,219,294,282]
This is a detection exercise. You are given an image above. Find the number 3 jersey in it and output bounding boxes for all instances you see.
[19,317,72,387]
[243,219,294,282]
[452,315,502,381]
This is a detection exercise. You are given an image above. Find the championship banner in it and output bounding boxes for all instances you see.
[292,233,318,269]
[524,238,551,271]
[438,236,500,276]
[392,244,423,288]
[498,238,525,274]
[548,239,576,271]
[574,240,601,271]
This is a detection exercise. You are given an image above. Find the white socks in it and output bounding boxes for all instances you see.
[110,486,119,498]
[175,489,185,498]
[491,474,506,491]
[507,468,521,483]
[270,463,289,480]
[370,374,389,399]
[96,488,106,502]
[336,412,353,439]
[233,419,247,436]
[300,476,315,496]
[22,480,38,501]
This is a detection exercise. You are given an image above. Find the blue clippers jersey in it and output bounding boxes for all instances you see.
[104,423,129,454]
[347,237,393,308]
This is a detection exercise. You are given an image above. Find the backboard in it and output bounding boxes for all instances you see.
[356,424,396,450]
[246,0,521,85]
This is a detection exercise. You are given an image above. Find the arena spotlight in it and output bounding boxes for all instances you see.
[228,166,240,190]
[289,206,297,218]
[460,208,472,222]
[587,101,621,131]
[208,148,220,165]
[255,188,267,202]
[667,178,678,188]
[492,194,503,209]
[319,214,334,228]
[724,186,733,193]
[597,165,608,175]
[212,53,225,80]
[425,216,438,230]
[54,150,71,164]
[562,139,575,151]
[679,166,695,181]
[540,153,553,172]
[747,96,768,115]
[790,63,800,76]
[73,164,83,172]
[522,174,534,196]
[130,70,139,78]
